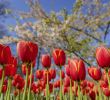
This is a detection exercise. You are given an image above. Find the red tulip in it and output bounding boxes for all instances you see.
[22,63,31,75]
[61,70,65,79]
[4,56,17,77]
[35,70,43,79]
[89,90,96,100]
[96,46,110,68]
[12,74,25,90]
[43,70,51,82]
[64,76,70,87]
[49,69,56,79]
[17,41,38,63]
[100,80,108,88]
[69,58,86,81]
[65,65,70,77]
[63,87,68,94]
[88,67,102,81]
[2,85,7,93]
[0,44,12,64]
[41,54,51,68]
[102,87,110,97]
[52,49,66,67]
[54,80,60,88]
[80,80,87,89]
[87,81,94,89]
[31,82,39,94]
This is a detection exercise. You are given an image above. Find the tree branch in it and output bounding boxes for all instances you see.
[104,21,110,41]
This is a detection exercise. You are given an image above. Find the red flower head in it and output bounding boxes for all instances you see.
[89,90,96,100]
[31,82,39,94]
[69,58,86,81]
[65,65,70,77]
[64,76,70,87]
[35,70,43,79]
[96,46,110,68]
[41,54,51,68]
[102,87,110,97]
[49,69,56,79]
[88,67,102,81]
[43,70,51,82]
[17,41,38,63]
[2,85,7,94]
[21,63,30,75]
[12,74,25,90]
[54,80,60,88]
[0,44,12,64]
[61,70,65,79]
[52,49,66,67]
[4,56,17,77]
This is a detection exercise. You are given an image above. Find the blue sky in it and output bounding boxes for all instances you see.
[9,0,74,12]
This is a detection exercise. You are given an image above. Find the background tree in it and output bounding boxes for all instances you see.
[0,0,11,38]
[0,0,110,67]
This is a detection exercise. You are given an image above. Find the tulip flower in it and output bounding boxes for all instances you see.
[17,41,38,63]
[22,64,31,75]
[2,85,7,94]
[36,70,43,79]
[96,46,110,68]
[49,69,56,79]
[0,44,12,65]
[88,67,102,81]
[65,65,70,77]
[69,58,86,81]
[52,49,66,67]
[4,56,17,77]
[52,49,66,100]
[31,82,39,94]
[102,87,110,97]
[41,54,51,68]
[12,74,25,90]
[89,90,96,100]
[17,41,38,100]
[64,76,71,87]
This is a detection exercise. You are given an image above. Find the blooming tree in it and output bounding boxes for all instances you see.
[0,0,110,66]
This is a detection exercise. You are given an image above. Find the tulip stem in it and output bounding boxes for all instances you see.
[28,63,33,100]
[0,69,5,96]
[23,64,29,100]
[70,79,73,100]
[60,68,62,100]
[53,79,55,100]
[46,69,49,100]
[7,78,12,100]
[98,82,102,100]
[78,82,81,100]
[106,69,110,89]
